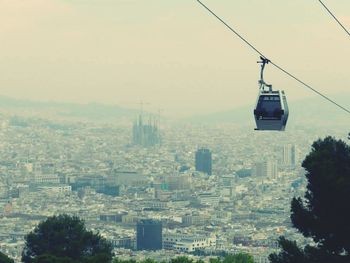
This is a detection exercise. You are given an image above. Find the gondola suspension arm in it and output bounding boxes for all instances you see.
[258,56,272,92]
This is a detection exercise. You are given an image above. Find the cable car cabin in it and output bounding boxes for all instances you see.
[254,90,289,131]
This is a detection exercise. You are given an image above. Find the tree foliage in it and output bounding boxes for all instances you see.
[222,254,254,263]
[22,214,113,263]
[31,254,78,263]
[270,137,350,263]
[0,251,14,263]
[170,256,194,263]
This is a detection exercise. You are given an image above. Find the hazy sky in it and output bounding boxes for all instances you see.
[0,0,349,116]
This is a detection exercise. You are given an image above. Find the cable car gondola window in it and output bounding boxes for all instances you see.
[256,95,283,119]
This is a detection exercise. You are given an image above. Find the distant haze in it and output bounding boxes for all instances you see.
[0,0,349,117]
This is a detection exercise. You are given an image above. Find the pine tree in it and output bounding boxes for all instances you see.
[270,137,350,263]
[22,214,113,263]
[0,251,14,263]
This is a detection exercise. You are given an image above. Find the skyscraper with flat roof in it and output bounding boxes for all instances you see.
[195,148,212,175]
[253,159,278,178]
[136,219,162,251]
[282,144,297,167]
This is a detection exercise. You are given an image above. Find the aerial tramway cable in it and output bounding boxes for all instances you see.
[196,0,350,116]
[318,0,350,38]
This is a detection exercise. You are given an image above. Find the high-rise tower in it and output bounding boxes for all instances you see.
[253,159,278,178]
[136,219,162,251]
[282,144,297,167]
[195,148,212,175]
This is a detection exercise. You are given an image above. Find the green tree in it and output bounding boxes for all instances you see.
[170,257,193,263]
[206,254,255,263]
[270,137,350,263]
[0,251,14,263]
[32,254,78,263]
[209,258,221,263]
[223,254,254,263]
[113,259,136,263]
[22,214,113,263]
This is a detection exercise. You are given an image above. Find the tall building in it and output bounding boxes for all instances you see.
[132,115,161,147]
[136,219,162,251]
[282,144,297,167]
[195,148,212,175]
[253,159,278,178]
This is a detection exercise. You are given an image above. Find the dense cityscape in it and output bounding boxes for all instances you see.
[0,0,349,262]
[0,109,347,263]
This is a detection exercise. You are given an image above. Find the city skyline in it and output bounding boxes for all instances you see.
[0,110,346,262]
[0,1,349,262]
